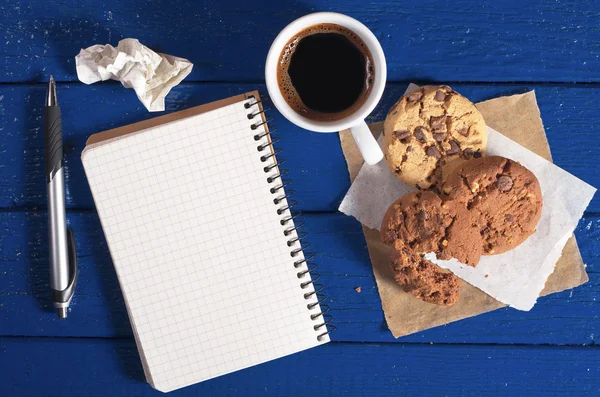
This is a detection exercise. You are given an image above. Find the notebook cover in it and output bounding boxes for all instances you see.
[86,91,264,146]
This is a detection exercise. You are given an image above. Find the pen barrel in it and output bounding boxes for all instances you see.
[47,168,70,293]
[44,106,63,180]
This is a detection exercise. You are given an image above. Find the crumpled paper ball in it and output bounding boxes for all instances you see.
[75,38,193,112]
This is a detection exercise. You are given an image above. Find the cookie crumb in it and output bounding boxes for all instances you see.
[485,274,489,278]
[354,286,361,293]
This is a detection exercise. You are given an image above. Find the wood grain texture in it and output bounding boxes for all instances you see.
[1,338,599,397]
[2,82,599,211]
[2,1,600,83]
[1,211,597,344]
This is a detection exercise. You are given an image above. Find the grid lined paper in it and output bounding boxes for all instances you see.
[82,98,329,392]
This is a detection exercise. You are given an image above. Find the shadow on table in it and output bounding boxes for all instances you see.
[114,338,148,383]
[22,77,57,314]
[20,76,140,381]
[85,212,141,373]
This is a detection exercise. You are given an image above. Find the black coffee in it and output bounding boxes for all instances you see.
[277,24,375,122]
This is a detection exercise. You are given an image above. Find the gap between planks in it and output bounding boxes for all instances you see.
[0,335,598,348]
[6,80,600,86]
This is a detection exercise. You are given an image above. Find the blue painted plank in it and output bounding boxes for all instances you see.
[1,211,597,344]
[1,83,599,211]
[2,1,600,83]
[1,338,599,397]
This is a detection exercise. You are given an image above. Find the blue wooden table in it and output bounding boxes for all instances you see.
[1,1,599,396]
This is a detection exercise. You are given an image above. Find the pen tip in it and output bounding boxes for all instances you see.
[57,307,67,319]
[47,75,58,107]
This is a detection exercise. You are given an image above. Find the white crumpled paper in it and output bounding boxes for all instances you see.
[75,38,193,112]
[339,84,596,311]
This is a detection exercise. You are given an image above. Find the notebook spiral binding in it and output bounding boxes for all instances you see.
[245,94,335,342]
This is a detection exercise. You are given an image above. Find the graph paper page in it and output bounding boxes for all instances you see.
[82,98,328,392]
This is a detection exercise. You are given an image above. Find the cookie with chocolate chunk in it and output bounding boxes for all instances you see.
[383,85,487,190]
[381,191,482,267]
[440,156,543,255]
[389,240,460,306]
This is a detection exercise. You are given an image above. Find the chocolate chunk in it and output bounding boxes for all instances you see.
[497,175,513,192]
[505,214,514,222]
[473,151,482,158]
[394,130,410,140]
[457,125,470,136]
[446,140,460,155]
[462,148,474,159]
[430,115,447,131]
[406,145,413,152]
[433,133,445,142]
[435,90,446,101]
[387,230,399,241]
[407,91,423,102]
[414,126,427,141]
[426,145,441,159]
[394,166,401,174]
[429,185,441,195]
[417,210,429,220]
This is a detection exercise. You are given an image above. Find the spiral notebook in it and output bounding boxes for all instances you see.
[81,91,330,393]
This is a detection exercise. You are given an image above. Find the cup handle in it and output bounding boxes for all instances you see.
[349,120,384,165]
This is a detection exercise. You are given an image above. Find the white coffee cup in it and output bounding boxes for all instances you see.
[265,12,386,165]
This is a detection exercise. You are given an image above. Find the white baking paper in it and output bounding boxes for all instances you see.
[339,84,596,311]
[75,38,193,112]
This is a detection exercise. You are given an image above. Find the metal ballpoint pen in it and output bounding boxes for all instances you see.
[45,75,78,318]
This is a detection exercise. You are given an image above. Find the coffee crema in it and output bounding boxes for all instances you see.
[277,23,375,122]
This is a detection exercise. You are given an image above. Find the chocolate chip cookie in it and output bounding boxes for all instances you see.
[390,240,460,306]
[441,156,543,255]
[383,85,487,190]
[381,191,483,267]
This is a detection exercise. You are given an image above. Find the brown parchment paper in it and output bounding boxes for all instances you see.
[340,91,589,338]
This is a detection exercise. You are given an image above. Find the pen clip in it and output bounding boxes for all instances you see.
[65,227,78,300]
[51,227,78,307]
[53,227,78,304]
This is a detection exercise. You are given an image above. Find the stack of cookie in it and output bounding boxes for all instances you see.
[380,86,543,306]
